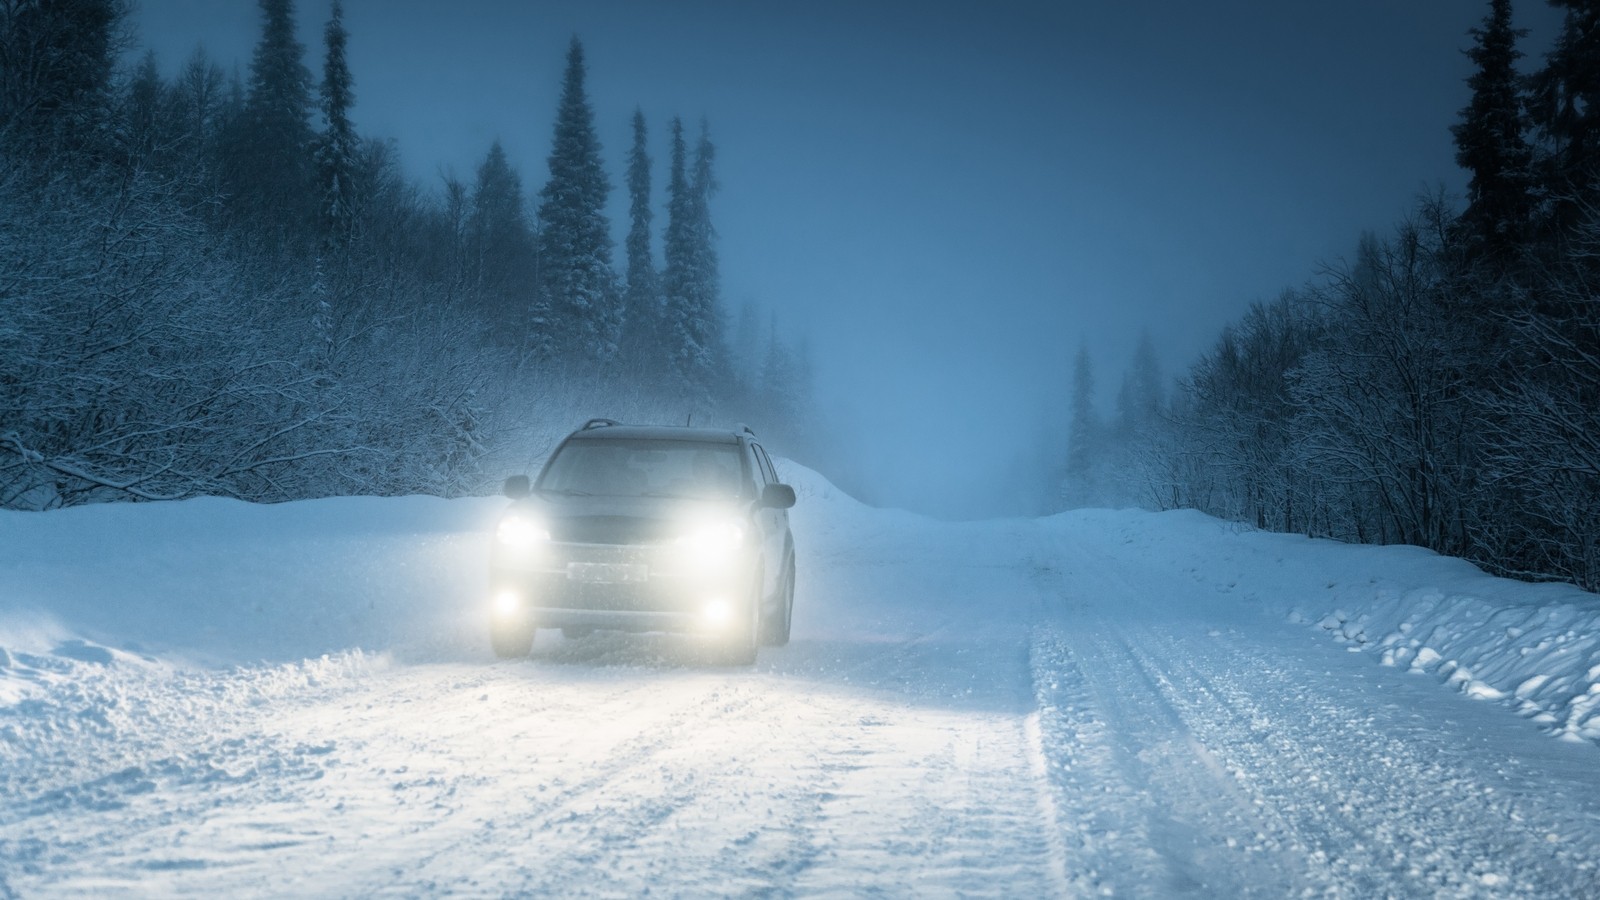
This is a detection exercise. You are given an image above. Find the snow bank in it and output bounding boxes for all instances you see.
[1049,508,1600,745]
[1313,581,1600,744]
[0,494,506,672]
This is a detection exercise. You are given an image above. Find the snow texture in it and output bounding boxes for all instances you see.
[2,465,1598,896]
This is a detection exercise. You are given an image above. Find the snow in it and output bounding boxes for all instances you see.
[3,464,1599,896]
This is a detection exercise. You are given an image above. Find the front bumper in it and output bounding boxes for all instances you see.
[490,540,754,633]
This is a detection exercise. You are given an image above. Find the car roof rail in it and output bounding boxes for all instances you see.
[580,418,620,431]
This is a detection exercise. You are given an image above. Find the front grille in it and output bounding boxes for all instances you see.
[551,516,675,545]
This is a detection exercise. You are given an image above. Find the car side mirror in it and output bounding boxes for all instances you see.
[761,483,796,510]
[502,475,531,499]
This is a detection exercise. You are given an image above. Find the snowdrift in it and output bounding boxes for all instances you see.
[1046,508,1600,745]
[0,494,506,673]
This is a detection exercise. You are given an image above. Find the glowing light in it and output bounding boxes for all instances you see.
[493,589,522,616]
[677,520,745,569]
[497,514,550,547]
[702,598,733,627]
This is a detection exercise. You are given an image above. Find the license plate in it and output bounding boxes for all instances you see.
[566,562,648,584]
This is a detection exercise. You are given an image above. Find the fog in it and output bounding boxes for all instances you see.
[133,0,1564,519]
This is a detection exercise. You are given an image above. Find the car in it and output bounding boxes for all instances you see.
[488,419,797,663]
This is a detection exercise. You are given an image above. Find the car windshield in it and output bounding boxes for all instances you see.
[538,439,744,500]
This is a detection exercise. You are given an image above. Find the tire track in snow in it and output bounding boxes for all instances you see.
[1030,625,1305,898]
[1138,626,1600,899]
[353,616,1058,896]
[1028,527,1600,899]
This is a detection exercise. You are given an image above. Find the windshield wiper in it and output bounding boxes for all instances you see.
[538,488,593,497]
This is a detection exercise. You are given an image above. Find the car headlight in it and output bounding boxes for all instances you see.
[497,513,550,548]
[676,520,745,568]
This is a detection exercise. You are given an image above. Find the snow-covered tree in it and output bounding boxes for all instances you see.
[468,140,536,341]
[221,0,315,241]
[1174,293,1323,531]
[662,117,725,399]
[619,108,661,371]
[1116,330,1164,439]
[315,0,358,251]
[1062,343,1102,507]
[1289,203,1476,552]
[535,36,617,361]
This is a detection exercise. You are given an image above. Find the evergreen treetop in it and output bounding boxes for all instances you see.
[317,0,358,249]
[1452,0,1534,251]
[535,36,617,361]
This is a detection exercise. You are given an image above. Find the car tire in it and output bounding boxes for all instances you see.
[761,552,794,647]
[490,620,535,658]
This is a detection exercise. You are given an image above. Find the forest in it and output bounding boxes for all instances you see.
[3,0,1597,593]
[1066,0,1600,591]
[0,0,815,512]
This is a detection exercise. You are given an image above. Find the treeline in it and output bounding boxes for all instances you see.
[1063,0,1600,592]
[0,0,814,509]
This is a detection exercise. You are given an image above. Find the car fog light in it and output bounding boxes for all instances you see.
[702,598,733,627]
[493,589,522,616]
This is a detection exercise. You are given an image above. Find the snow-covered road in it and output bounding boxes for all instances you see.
[4,467,1600,897]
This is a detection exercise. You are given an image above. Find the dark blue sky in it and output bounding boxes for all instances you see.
[132,0,1564,517]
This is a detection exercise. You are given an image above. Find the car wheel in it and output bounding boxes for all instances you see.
[490,620,535,658]
[761,552,794,647]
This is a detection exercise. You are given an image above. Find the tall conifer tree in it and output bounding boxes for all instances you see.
[1530,0,1600,229]
[690,118,721,327]
[469,140,536,340]
[620,108,660,367]
[662,116,720,395]
[535,37,617,361]
[224,0,315,239]
[1066,343,1098,494]
[661,118,726,395]
[1453,0,1534,252]
[316,0,358,251]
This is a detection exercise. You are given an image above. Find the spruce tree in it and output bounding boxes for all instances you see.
[535,36,617,361]
[1117,330,1164,437]
[316,0,358,251]
[469,140,536,341]
[690,118,722,329]
[661,117,725,396]
[1529,0,1600,229]
[1452,0,1534,252]
[223,0,315,240]
[620,108,660,368]
[1066,343,1099,504]
[662,118,707,392]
